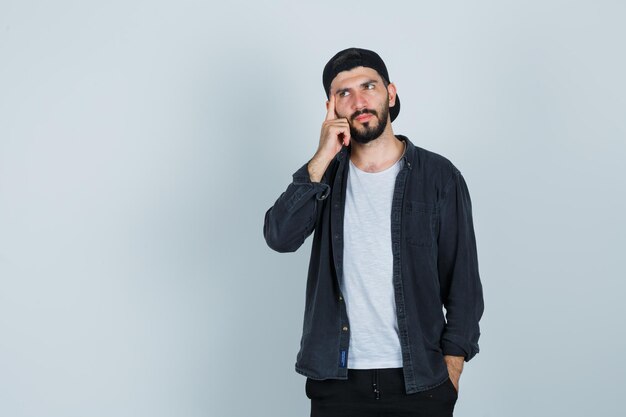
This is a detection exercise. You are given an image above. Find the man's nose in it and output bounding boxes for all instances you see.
[351,91,368,110]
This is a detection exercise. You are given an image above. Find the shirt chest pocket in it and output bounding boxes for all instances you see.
[404,200,437,247]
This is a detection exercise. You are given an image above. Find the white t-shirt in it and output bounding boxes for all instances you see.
[341,157,404,369]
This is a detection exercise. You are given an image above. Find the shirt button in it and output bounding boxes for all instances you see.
[339,296,343,301]
[334,234,340,239]
[342,326,349,332]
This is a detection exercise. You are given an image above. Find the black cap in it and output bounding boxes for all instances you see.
[322,47,400,122]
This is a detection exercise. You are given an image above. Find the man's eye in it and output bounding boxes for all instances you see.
[366,83,375,90]
[339,91,350,97]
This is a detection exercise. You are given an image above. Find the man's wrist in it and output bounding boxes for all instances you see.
[444,355,464,392]
[444,355,464,376]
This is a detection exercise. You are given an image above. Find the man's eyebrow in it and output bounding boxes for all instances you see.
[335,79,379,95]
[360,79,379,87]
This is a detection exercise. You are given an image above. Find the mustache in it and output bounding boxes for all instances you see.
[350,109,378,121]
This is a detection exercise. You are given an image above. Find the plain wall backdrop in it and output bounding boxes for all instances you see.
[1,1,625,416]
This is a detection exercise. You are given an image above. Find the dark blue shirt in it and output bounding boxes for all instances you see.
[263,135,484,394]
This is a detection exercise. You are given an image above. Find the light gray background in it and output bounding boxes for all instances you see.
[1,1,624,416]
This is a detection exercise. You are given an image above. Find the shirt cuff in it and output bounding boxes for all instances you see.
[441,340,469,360]
[292,162,331,201]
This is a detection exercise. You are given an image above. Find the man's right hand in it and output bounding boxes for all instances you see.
[308,94,351,182]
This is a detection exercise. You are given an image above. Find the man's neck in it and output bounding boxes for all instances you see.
[349,127,405,173]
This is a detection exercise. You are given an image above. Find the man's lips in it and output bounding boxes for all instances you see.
[354,113,374,123]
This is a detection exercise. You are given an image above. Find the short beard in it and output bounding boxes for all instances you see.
[348,101,390,145]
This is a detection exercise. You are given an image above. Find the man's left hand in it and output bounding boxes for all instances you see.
[443,355,464,393]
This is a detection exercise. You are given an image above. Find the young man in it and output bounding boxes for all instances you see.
[264,48,484,417]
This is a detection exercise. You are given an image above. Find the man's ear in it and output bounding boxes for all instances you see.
[387,82,397,107]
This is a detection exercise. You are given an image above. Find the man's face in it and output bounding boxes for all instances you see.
[329,66,396,144]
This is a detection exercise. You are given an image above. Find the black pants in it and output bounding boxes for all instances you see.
[306,368,458,417]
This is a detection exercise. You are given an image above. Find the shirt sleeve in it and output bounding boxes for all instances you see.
[437,170,484,361]
[263,161,331,253]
